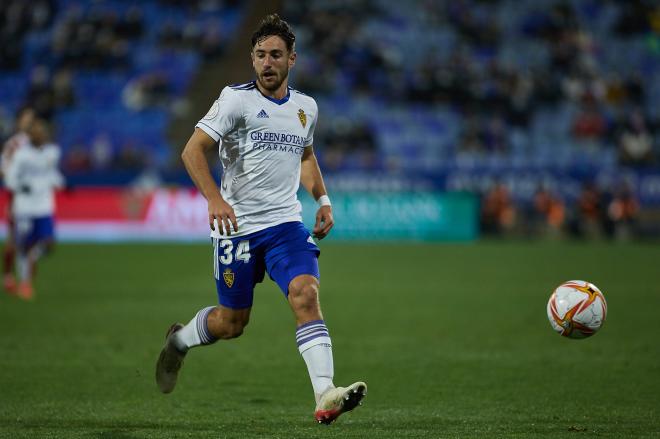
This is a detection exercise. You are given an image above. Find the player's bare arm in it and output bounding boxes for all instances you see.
[300,146,333,239]
[181,128,238,235]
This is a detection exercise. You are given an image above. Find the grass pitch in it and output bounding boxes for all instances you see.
[0,241,659,438]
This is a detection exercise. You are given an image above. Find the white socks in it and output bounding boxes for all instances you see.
[172,306,217,352]
[169,312,335,402]
[296,320,335,402]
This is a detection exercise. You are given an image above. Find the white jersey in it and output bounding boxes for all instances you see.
[4,142,64,218]
[196,81,318,238]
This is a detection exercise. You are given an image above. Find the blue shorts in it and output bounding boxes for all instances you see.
[14,216,55,250]
[212,221,320,309]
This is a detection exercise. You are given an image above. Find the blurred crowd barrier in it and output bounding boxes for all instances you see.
[3,173,656,241]
[0,188,478,242]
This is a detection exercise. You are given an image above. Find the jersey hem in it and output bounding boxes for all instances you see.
[210,215,303,239]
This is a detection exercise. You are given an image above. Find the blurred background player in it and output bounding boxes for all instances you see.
[1,106,36,292]
[3,117,64,299]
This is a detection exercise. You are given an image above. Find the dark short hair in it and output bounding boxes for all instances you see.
[251,13,295,52]
[15,105,35,119]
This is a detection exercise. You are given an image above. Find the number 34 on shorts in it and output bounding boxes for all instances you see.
[212,238,252,288]
[218,239,250,265]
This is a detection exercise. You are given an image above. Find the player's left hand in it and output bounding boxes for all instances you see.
[313,206,334,240]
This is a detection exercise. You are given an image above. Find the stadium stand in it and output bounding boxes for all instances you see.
[284,0,659,173]
[1,0,660,236]
[0,0,244,177]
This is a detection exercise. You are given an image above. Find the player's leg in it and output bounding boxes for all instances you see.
[287,274,334,398]
[12,216,37,300]
[156,305,251,393]
[266,222,366,423]
[287,274,367,424]
[173,304,251,351]
[15,216,55,299]
[3,213,17,292]
[156,235,262,393]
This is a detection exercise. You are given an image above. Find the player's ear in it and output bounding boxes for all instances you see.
[288,50,296,68]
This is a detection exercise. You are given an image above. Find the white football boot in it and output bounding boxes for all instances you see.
[155,323,186,393]
[314,381,367,424]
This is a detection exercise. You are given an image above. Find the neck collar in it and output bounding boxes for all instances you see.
[255,81,291,105]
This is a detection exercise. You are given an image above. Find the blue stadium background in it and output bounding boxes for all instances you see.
[2,0,659,239]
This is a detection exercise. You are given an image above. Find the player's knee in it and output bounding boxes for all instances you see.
[289,278,320,312]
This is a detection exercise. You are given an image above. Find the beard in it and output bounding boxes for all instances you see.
[257,68,289,92]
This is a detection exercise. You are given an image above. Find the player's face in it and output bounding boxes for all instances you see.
[16,109,35,133]
[28,120,49,146]
[252,35,296,94]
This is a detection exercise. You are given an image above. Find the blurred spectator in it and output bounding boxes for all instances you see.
[122,73,173,111]
[573,182,605,239]
[62,142,91,173]
[480,182,516,236]
[90,133,114,170]
[607,185,639,241]
[26,65,55,119]
[200,25,225,60]
[572,101,608,143]
[618,109,655,167]
[52,68,76,108]
[458,116,484,155]
[458,115,509,155]
[25,66,77,119]
[114,141,146,170]
[317,118,377,171]
[481,115,509,154]
[532,186,566,238]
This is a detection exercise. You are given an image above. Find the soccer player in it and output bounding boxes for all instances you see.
[1,107,36,293]
[156,14,367,424]
[3,117,64,299]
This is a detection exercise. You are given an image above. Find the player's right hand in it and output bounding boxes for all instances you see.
[208,196,238,235]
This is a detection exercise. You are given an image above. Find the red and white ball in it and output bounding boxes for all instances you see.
[547,280,607,339]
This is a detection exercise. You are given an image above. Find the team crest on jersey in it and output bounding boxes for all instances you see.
[298,109,307,128]
[223,268,234,288]
[204,100,219,120]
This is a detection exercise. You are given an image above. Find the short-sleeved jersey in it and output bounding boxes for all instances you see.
[4,143,64,218]
[196,81,318,238]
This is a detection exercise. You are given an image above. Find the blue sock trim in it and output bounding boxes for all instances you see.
[197,306,218,344]
[295,320,330,347]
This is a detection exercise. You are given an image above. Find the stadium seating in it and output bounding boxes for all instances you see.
[1,0,658,195]
[284,0,659,175]
[0,0,244,172]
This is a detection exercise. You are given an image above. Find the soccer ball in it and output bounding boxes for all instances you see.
[546,280,607,339]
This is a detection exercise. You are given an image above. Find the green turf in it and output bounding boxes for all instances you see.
[1,242,659,438]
